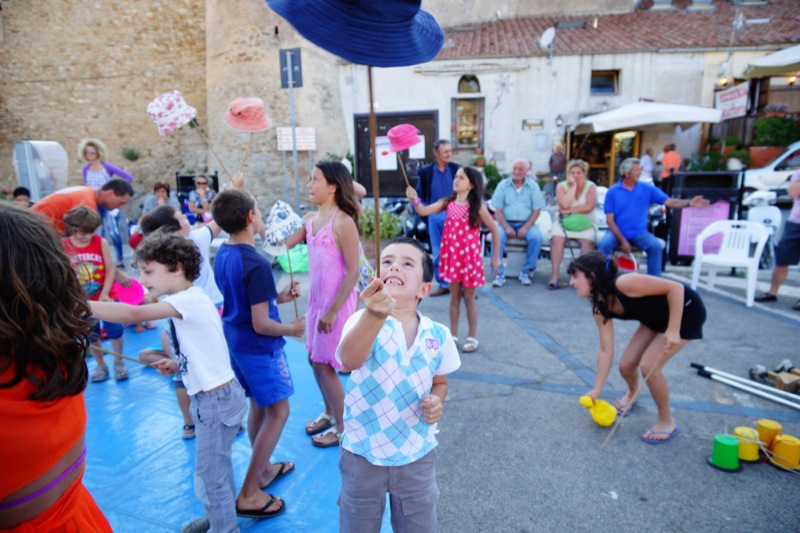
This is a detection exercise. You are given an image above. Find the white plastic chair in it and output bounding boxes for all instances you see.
[690,220,769,307]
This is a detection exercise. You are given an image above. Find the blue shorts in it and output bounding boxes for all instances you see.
[776,220,800,266]
[90,319,124,341]
[229,348,294,407]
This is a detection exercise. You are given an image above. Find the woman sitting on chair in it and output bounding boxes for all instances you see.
[548,159,597,289]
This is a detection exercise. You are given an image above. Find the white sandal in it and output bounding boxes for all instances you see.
[462,337,479,353]
[305,412,335,435]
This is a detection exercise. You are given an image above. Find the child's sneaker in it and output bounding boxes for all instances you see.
[492,274,505,287]
[519,271,532,286]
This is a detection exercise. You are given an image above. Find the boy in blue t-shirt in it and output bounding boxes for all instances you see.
[336,236,461,532]
[212,189,305,519]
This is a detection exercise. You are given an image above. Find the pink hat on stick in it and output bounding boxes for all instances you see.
[223,97,271,132]
[387,124,422,152]
[146,91,197,136]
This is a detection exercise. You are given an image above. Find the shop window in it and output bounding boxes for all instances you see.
[452,98,484,149]
[591,70,619,95]
[458,75,481,94]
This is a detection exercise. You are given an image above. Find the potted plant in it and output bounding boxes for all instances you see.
[726,149,751,170]
[360,208,402,263]
[749,116,800,168]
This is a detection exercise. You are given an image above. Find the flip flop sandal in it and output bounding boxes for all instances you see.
[114,360,129,381]
[182,424,196,440]
[259,461,295,490]
[236,495,285,519]
[91,365,109,383]
[615,394,635,417]
[462,337,479,353]
[311,427,342,448]
[305,412,335,435]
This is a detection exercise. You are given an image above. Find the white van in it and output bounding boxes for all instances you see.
[742,140,800,193]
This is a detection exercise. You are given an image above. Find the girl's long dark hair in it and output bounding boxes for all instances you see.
[316,160,361,235]
[443,166,484,228]
[0,204,91,401]
[567,251,618,323]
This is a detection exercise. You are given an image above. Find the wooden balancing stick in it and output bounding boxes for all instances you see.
[96,346,157,368]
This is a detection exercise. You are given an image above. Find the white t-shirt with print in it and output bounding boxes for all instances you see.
[335,309,461,466]
[164,286,234,396]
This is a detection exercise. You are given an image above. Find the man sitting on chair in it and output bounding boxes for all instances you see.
[598,158,709,277]
[491,159,545,287]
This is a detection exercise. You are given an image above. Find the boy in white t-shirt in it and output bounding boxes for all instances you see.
[336,236,461,533]
[90,232,247,533]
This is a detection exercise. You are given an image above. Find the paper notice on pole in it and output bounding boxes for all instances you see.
[408,135,426,159]
[276,127,316,151]
[376,136,397,171]
[677,200,730,256]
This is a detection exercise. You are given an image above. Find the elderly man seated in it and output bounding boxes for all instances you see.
[491,159,545,286]
[599,157,709,276]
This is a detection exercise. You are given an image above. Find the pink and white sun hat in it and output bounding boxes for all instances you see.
[223,97,271,132]
[387,124,422,153]
[146,91,197,136]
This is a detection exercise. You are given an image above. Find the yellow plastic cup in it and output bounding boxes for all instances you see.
[733,426,761,462]
[769,434,800,470]
[756,419,782,449]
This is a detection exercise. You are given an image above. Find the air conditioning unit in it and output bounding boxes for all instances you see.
[13,141,69,202]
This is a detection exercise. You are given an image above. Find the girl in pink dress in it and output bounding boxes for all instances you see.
[289,161,361,447]
[406,167,500,353]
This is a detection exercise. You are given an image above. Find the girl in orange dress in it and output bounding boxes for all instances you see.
[0,203,111,532]
[406,167,501,353]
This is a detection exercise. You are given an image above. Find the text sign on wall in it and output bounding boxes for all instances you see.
[276,127,316,151]
[715,84,749,120]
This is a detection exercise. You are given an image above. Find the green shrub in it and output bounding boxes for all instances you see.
[360,208,402,240]
[687,151,724,171]
[483,162,507,194]
[753,117,800,147]
[121,148,140,162]
[723,136,741,148]
[727,149,751,166]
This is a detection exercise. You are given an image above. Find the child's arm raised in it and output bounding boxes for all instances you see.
[90,300,180,324]
[405,186,445,217]
[479,205,501,276]
[317,215,360,334]
[97,238,116,302]
[251,301,305,338]
[339,278,395,371]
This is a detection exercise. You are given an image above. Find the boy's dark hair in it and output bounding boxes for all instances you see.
[140,205,180,235]
[385,236,434,283]
[211,189,254,233]
[135,231,201,282]
[13,186,30,198]
[100,178,134,197]
[63,206,102,235]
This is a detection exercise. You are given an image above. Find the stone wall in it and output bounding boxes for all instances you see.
[0,0,207,217]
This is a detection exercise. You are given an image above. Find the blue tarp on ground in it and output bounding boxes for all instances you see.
[83,324,391,532]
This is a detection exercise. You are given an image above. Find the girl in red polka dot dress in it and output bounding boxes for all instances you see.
[406,167,500,352]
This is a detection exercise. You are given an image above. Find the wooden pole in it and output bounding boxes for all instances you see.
[396,152,411,188]
[193,127,234,183]
[284,241,300,318]
[95,346,157,367]
[368,66,381,277]
[238,133,254,175]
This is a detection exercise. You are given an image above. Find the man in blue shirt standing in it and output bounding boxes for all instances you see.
[415,139,461,296]
[491,159,545,287]
[599,157,709,276]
